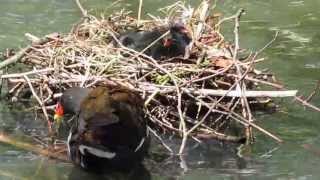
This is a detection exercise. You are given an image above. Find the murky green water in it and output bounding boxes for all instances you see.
[0,0,319,179]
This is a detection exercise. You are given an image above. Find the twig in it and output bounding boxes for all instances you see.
[138,84,295,97]
[194,0,209,40]
[256,31,279,55]
[0,46,30,69]
[1,68,54,79]
[0,132,68,161]
[304,80,320,103]
[232,9,254,142]
[196,133,245,143]
[75,0,88,17]
[137,0,143,27]
[294,96,320,112]
[23,75,52,134]
[183,88,297,97]
[178,92,187,155]
[0,35,55,69]
[25,33,40,43]
[148,126,173,154]
[193,94,283,143]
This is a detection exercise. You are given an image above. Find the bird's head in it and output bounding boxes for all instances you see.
[170,23,189,35]
[163,23,191,48]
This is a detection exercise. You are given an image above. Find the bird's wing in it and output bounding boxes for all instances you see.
[92,112,119,127]
[81,111,120,129]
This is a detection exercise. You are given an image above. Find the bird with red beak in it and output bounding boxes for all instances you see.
[53,86,149,171]
[117,23,191,60]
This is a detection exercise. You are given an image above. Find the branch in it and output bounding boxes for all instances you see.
[183,88,297,98]
[0,34,57,69]
[137,0,143,27]
[0,133,68,162]
[0,47,30,70]
[294,96,320,112]
[23,75,52,134]
[75,0,88,17]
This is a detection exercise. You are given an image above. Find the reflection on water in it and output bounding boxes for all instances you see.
[0,0,320,179]
[68,164,151,180]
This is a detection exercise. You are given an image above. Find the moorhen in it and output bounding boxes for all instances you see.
[54,86,149,171]
[117,23,191,60]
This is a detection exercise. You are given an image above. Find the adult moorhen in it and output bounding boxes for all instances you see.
[117,23,191,60]
[54,86,149,171]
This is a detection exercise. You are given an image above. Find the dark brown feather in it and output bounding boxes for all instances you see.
[59,86,149,171]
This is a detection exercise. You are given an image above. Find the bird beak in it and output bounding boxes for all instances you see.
[54,114,63,124]
[54,102,64,128]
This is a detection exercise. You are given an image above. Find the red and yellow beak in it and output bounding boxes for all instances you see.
[54,102,64,125]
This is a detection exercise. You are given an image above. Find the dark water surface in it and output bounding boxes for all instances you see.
[0,0,319,179]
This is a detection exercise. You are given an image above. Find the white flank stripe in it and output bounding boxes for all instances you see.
[79,145,116,159]
[67,131,72,157]
[146,127,150,137]
[134,138,145,152]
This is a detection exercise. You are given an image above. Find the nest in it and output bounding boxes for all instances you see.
[0,1,297,154]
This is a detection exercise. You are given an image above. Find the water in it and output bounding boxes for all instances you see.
[0,0,319,179]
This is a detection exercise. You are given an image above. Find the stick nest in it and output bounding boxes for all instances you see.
[1,1,287,153]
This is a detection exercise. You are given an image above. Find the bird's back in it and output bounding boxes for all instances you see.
[69,86,149,171]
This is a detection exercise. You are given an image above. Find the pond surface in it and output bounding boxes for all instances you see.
[0,0,319,179]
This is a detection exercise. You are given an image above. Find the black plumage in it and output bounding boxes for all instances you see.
[166,24,192,58]
[55,86,149,171]
[117,23,191,60]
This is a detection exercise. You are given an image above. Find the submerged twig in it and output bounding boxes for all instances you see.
[0,132,68,161]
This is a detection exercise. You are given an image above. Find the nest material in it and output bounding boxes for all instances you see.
[0,1,294,154]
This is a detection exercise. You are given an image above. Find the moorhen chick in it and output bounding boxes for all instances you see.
[54,86,149,171]
[117,23,191,60]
